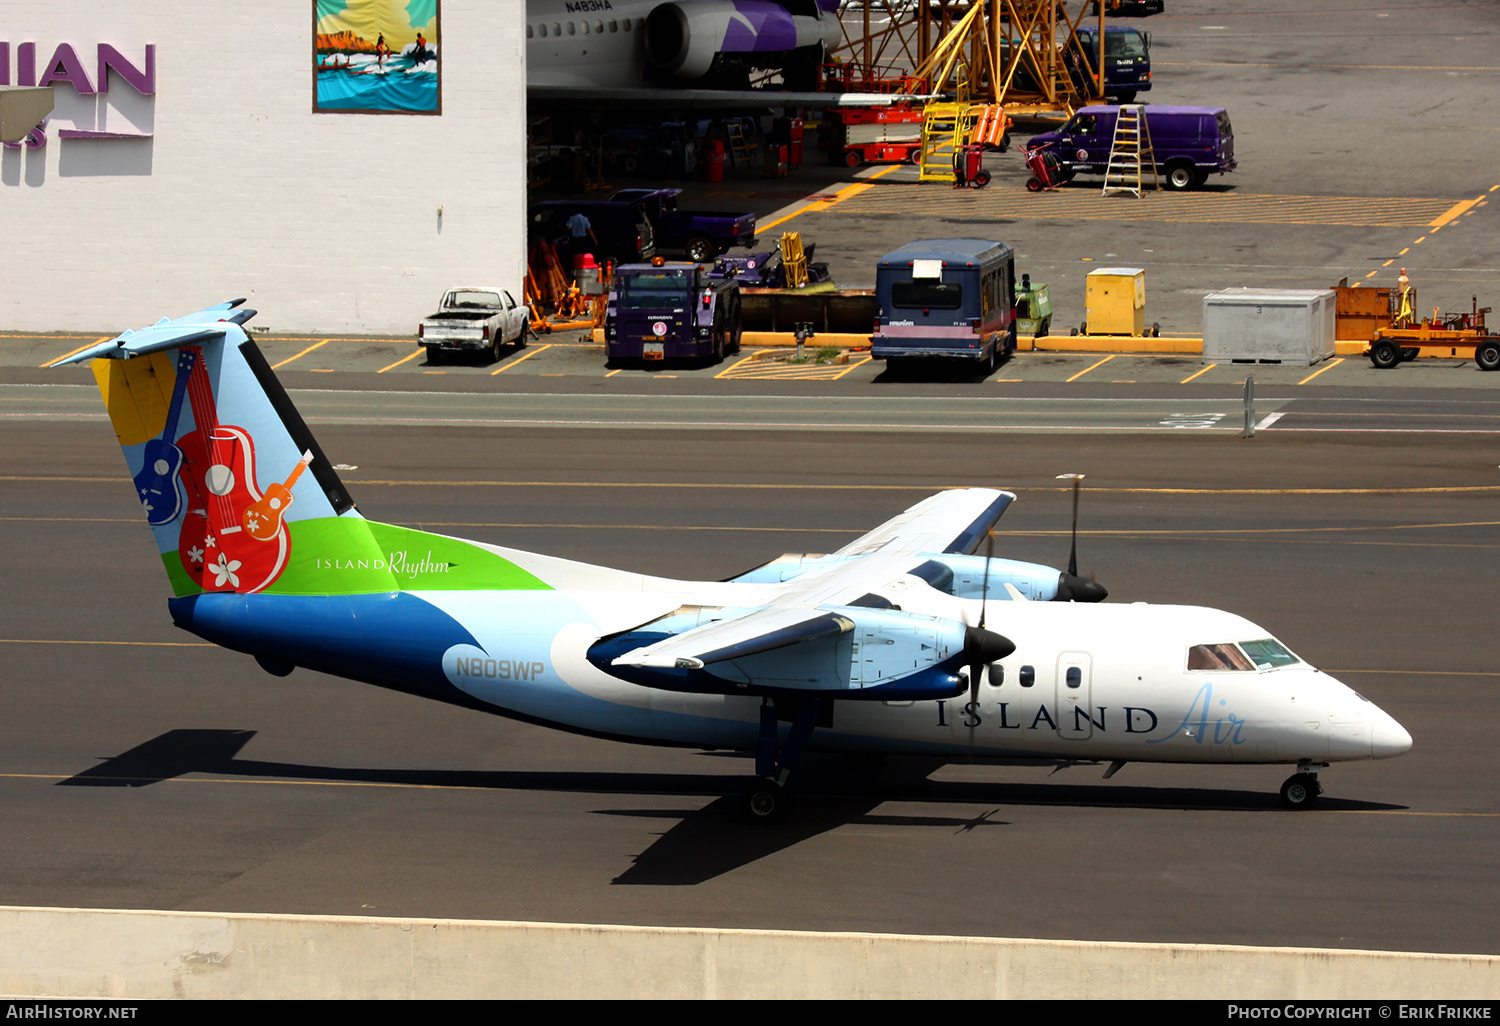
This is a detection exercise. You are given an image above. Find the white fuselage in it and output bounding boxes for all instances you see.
[413,543,1412,765]
[528,1,652,89]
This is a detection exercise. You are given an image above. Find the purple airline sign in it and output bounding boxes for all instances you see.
[1,42,155,148]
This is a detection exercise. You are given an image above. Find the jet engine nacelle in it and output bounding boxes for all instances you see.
[644,0,838,79]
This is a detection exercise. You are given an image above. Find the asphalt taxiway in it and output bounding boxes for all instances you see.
[1,410,1497,953]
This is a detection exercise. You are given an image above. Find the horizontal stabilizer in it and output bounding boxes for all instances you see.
[614,606,854,669]
[51,300,255,366]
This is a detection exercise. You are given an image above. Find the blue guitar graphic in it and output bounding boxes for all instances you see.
[134,347,196,526]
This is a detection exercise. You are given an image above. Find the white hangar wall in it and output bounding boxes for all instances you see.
[1,2,526,334]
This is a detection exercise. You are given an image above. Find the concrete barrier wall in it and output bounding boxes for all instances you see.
[1,906,1496,999]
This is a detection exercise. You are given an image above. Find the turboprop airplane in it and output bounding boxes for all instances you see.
[61,301,1412,822]
[528,0,911,108]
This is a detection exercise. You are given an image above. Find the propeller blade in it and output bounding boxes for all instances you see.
[1055,473,1097,597]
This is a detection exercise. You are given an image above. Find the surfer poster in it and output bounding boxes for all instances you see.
[313,0,441,114]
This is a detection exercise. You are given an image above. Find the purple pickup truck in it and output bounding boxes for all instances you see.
[608,189,757,263]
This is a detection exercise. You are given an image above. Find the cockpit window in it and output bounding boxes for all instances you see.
[1187,643,1255,672]
[1239,638,1300,669]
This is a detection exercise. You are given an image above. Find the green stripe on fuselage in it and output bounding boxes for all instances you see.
[263,518,551,595]
[156,519,551,597]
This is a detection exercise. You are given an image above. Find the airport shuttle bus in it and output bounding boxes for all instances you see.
[871,238,1018,372]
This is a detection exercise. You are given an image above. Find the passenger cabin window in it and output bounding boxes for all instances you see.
[1019,665,1034,687]
[526,24,534,39]
[988,664,1004,687]
[892,281,962,309]
[1187,643,1256,672]
[1065,667,1082,689]
[609,20,618,31]
[537,23,547,37]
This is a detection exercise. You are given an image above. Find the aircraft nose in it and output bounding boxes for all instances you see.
[1369,705,1413,759]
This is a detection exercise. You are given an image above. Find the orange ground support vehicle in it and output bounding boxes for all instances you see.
[1333,280,1500,371]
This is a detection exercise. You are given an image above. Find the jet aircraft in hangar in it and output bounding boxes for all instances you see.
[61,301,1412,822]
[527,0,909,108]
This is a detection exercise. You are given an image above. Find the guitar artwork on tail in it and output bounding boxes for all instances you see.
[61,300,1412,823]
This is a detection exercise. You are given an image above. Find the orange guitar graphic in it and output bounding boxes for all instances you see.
[242,449,314,541]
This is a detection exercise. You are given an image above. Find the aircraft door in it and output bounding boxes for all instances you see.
[1054,652,1094,740]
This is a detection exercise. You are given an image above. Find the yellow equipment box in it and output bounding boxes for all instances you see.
[1086,267,1146,336]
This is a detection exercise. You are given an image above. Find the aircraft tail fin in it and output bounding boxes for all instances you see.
[74,300,555,602]
[72,300,368,598]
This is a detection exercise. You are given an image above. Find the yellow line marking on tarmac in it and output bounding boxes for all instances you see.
[756,164,900,235]
[831,355,873,379]
[714,352,763,379]
[1365,270,1380,278]
[377,347,424,373]
[40,338,110,368]
[823,185,1460,228]
[11,475,1500,496]
[1383,260,1395,266]
[1065,354,1114,382]
[490,344,552,375]
[1298,357,1344,384]
[269,339,328,369]
[605,369,623,377]
[1158,61,1500,71]
[0,639,213,647]
[0,769,1495,812]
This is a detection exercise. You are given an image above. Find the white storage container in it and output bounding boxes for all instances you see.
[1202,288,1336,366]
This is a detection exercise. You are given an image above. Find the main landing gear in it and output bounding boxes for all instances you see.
[740,697,824,825]
[1279,761,1326,810]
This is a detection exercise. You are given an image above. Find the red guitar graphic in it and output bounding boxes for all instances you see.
[175,348,289,593]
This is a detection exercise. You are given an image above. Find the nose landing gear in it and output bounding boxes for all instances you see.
[1280,761,1327,809]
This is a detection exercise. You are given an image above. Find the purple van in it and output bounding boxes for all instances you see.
[1027,105,1236,190]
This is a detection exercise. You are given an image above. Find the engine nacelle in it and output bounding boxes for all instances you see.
[644,1,837,80]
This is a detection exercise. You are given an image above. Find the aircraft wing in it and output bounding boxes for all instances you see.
[612,606,855,669]
[833,488,1016,559]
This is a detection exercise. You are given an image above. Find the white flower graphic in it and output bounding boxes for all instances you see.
[209,553,241,589]
[204,532,217,549]
[187,545,204,564]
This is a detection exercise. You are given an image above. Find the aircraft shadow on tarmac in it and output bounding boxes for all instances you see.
[58,729,1407,885]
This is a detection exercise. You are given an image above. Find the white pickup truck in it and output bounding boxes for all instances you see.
[418,287,531,363]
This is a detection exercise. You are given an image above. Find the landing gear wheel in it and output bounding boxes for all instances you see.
[1370,340,1401,369]
[740,779,791,824]
[1279,774,1322,810]
[1477,339,1500,371]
